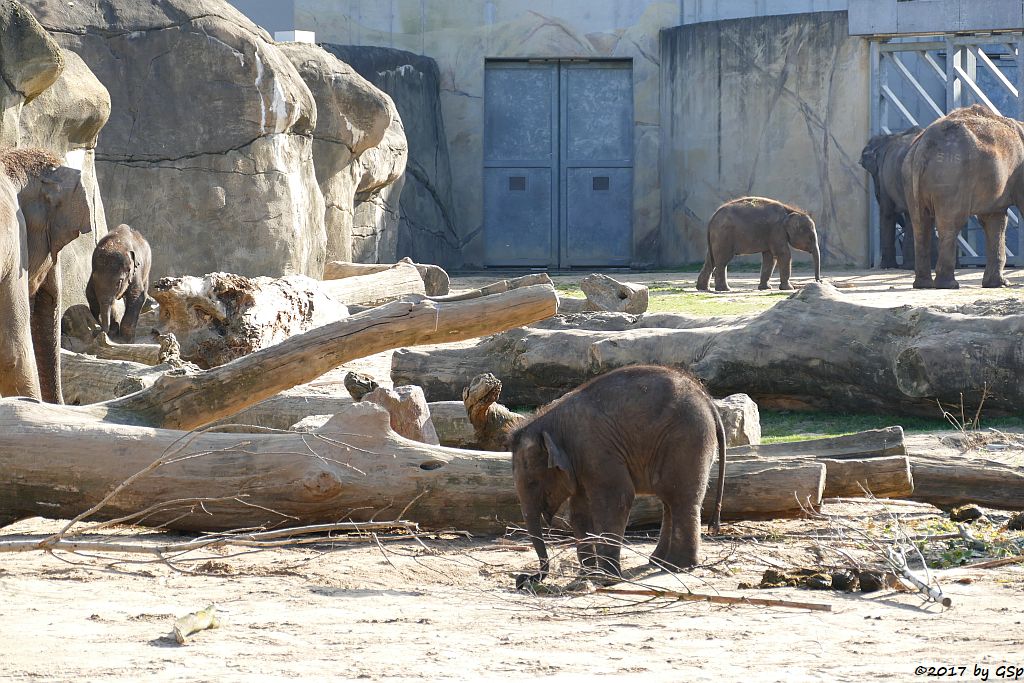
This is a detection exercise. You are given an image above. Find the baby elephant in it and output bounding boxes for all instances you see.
[696,197,821,292]
[86,224,152,342]
[511,365,726,584]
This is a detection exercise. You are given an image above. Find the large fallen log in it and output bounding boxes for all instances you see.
[392,282,1024,417]
[318,260,426,305]
[323,257,449,296]
[0,401,821,531]
[51,284,559,430]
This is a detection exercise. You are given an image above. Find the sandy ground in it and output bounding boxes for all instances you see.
[2,268,1024,682]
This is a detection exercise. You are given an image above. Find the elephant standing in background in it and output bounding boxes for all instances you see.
[696,196,821,292]
[0,170,40,400]
[0,148,92,403]
[511,365,726,584]
[860,127,921,269]
[902,105,1022,289]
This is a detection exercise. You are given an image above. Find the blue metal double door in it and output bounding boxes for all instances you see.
[484,60,633,268]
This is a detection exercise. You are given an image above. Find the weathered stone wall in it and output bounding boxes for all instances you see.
[294,0,676,268]
[323,45,462,269]
[660,11,870,266]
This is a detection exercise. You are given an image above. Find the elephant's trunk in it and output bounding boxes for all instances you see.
[523,502,550,582]
[811,242,821,282]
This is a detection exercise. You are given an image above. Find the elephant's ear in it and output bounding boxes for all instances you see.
[542,431,576,492]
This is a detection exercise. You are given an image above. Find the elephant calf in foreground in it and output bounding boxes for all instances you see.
[87,224,152,342]
[511,365,726,584]
[696,197,821,292]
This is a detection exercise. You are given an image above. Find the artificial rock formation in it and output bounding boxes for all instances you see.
[324,45,462,269]
[28,0,327,280]
[278,42,405,264]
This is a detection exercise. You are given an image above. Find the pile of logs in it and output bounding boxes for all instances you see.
[5,273,1023,536]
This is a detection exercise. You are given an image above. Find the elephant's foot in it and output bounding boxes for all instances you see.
[982,273,1011,288]
[695,283,710,292]
[779,283,795,291]
[879,258,898,269]
[757,282,771,290]
[933,275,960,290]
[713,286,732,293]
[912,275,934,289]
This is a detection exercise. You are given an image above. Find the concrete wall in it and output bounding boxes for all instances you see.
[849,0,1024,36]
[660,11,871,267]
[228,0,295,33]
[680,0,848,24]
[292,0,677,268]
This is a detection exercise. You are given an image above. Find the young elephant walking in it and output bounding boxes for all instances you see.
[86,224,152,342]
[696,197,821,292]
[511,365,726,583]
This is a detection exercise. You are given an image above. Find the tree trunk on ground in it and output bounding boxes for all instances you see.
[579,273,649,314]
[392,282,1024,417]
[430,273,552,302]
[63,284,559,430]
[318,260,426,305]
[0,400,1011,533]
[0,401,820,532]
[323,257,449,296]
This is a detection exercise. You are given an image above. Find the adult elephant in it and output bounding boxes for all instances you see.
[859,127,921,269]
[0,168,40,400]
[0,148,92,403]
[902,105,1023,289]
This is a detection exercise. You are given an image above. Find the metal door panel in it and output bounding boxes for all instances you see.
[560,62,633,267]
[484,62,557,266]
[483,168,554,266]
[564,168,633,267]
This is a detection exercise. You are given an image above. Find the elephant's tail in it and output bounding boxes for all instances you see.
[709,404,726,534]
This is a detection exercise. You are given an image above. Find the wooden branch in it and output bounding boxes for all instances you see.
[594,588,833,612]
[393,282,1024,416]
[98,283,558,430]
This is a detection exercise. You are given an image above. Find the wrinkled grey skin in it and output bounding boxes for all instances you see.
[87,224,152,342]
[903,105,1023,289]
[1,149,92,404]
[695,197,821,292]
[0,173,40,400]
[860,127,921,269]
[511,365,727,584]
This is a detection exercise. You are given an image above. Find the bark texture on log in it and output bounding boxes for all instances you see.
[363,385,440,445]
[323,257,449,296]
[151,272,349,369]
[95,284,559,430]
[431,273,552,303]
[393,283,1024,417]
[462,373,523,451]
[579,273,649,314]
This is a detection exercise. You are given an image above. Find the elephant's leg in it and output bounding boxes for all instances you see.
[696,254,713,291]
[0,274,41,401]
[119,288,147,342]
[585,489,633,580]
[899,214,916,270]
[879,201,898,269]
[651,504,672,563]
[567,497,598,572]
[712,253,733,292]
[978,211,1010,288]
[910,204,936,288]
[658,501,702,570]
[933,212,965,289]
[776,247,794,290]
[757,252,775,290]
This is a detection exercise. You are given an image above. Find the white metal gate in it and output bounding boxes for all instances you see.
[869,34,1024,267]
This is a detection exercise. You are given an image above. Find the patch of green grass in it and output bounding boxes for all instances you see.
[760,411,1024,444]
[647,291,788,315]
